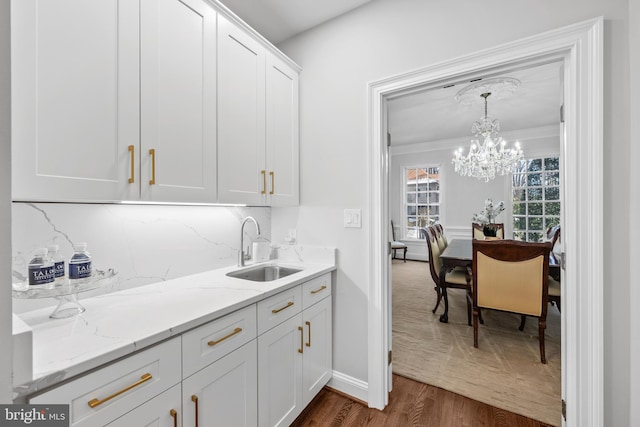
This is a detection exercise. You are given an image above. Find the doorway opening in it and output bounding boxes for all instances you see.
[367,18,603,426]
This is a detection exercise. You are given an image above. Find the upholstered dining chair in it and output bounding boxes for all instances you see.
[472,222,504,240]
[426,226,472,325]
[390,220,407,262]
[545,225,562,312]
[471,240,552,363]
[433,223,448,250]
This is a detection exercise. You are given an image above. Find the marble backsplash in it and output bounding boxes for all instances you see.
[12,202,271,313]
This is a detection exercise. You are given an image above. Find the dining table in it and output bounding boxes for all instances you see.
[437,238,560,323]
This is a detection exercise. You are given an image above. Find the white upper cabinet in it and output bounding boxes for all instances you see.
[11,0,140,202]
[217,15,300,206]
[217,14,267,205]
[266,54,300,206]
[140,0,217,203]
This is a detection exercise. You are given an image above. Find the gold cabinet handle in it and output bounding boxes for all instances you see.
[149,148,156,185]
[88,373,152,408]
[128,145,135,184]
[208,327,242,347]
[170,409,177,427]
[261,170,266,194]
[191,394,199,427]
[272,301,294,314]
[305,321,311,347]
[310,285,327,295]
[269,171,275,195]
[298,326,304,353]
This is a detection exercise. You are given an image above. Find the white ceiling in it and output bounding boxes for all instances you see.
[217,0,373,44]
[387,62,563,146]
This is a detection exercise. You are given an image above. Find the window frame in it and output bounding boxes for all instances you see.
[401,164,442,241]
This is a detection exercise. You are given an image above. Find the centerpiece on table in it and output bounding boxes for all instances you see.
[472,198,505,237]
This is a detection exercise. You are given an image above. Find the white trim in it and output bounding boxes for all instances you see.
[327,370,369,404]
[368,17,603,426]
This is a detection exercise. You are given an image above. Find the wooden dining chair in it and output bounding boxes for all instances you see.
[426,226,472,325]
[545,225,562,312]
[471,240,552,363]
[390,220,407,262]
[433,223,448,250]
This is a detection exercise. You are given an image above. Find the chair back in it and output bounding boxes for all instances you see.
[433,223,447,249]
[391,220,399,241]
[425,227,442,284]
[546,225,561,247]
[472,240,551,317]
[472,223,504,240]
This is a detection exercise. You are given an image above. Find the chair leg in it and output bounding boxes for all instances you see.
[519,314,527,331]
[392,248,396,260]
[432,286,442,313]
[473,308,479,348]
[539,318,547,364]
[403,247,407,262]
[466,292,472,326]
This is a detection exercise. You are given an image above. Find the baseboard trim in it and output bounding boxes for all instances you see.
[327,370,368,404]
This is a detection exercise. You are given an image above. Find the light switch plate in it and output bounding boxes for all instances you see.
[344,209,362,228]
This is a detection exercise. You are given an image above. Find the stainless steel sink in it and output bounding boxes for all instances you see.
[226,265,302,282]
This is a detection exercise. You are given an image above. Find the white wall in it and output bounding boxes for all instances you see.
[12,204,270,313]
[1,0,13,404]
[277,0,630,424]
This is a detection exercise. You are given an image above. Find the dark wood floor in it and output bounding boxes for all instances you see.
[291,374,555,427]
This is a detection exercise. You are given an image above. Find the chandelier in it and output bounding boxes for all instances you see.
[452,78,524,182]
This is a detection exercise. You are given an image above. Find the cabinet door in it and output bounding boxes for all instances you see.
[183,341,258,427]
[140,0,217,203]
[11,0,140,202]
[302,297,333,406]
[258,314,303,427]
[107,384,181,427]
[265,53,299,206]
[217,15,266,205]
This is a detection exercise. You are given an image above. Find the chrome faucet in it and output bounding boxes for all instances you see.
[239,216,261,267]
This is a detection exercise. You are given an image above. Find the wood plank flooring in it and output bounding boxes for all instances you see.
[291,374,554,427]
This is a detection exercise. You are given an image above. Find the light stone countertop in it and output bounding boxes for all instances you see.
[13,246,336,400]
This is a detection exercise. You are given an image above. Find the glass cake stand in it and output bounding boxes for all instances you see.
[12,269,117,319]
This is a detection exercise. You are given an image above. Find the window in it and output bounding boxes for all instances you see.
[404,166,440,239]
[512,157,560,242]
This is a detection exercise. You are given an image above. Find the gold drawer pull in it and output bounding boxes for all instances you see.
[191,394,199,427]
[170,409,177,427]
[269,171,275,195]
[88,373,152,408]
[208,327,242,347]
[261,170,266,195]
[298,326,304,353]
[272,301,294,314]
[128,145,135,184]
[305,321,311,347]
[149,148,156,185]
[310,285,327,295]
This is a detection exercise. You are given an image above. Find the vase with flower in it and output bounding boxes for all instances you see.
[472,198,505,238]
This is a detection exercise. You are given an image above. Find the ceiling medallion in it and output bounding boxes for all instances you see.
[452,78,524,182]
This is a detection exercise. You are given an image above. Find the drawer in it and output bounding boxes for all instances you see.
[302,273,332,309]
[182,304,257,378]
[257,285,302,335]
[29,337,181,427]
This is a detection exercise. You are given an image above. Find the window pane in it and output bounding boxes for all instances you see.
[513,189,526,202]
[528,232,543,242]
[406,216,416,228]
[545,216,560,228]
[528,159,543,172]
[407,206,416,216]
[417,193,428,203]
[528,188,542,200]
[513,231,526,241]
[546,202,561,216]
[428,182,440,191]
[527,173,542,186]
[544,172,560,186]
[513,216,526,230]
[545,187,560,201]
[528,217,543,230]
[513,202,525,215]
[407,193,416,204]
[528,202,543,215]
[544,157,559,170]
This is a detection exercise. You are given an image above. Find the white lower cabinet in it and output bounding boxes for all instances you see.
[257,277,332,427]
[26,274,332,427]
[183,340,258,427]
[107,384,182,427]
